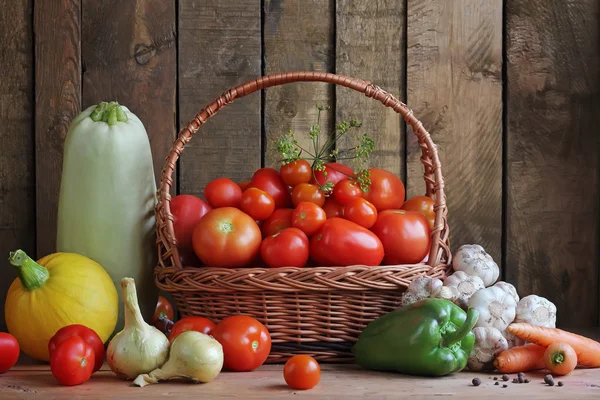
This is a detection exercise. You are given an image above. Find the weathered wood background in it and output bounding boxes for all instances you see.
[1,0,598,332]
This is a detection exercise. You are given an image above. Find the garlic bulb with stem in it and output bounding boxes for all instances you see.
[502,328,526,349]
[468,327,508,371]
[468,285,517,332]
[452,244,499,287]
[514,294,557,328]
[443,271,485,309]
[107,277,170,380]
[133,331,224,387]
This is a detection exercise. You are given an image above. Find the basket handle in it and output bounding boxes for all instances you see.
[156,72,449,269]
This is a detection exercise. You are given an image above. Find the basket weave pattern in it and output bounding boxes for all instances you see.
[154,72,451,362]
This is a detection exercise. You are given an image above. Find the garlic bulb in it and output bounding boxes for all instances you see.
[452,244,499,287]
[468,285,517,332]
[107,278,170,380]
[467,327,508,371]
[493,281,520,304]
[514,295,557,328]
[134,331,224,387]
[433,285,460,303]
[400,277,443,307]
[443,271,485,309]
[502,328,526,349]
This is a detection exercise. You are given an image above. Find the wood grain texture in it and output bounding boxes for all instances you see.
[178,0,262,195]
[34,0,81,257]
[406,0,503,264]
[506,0,600,327]
[336,0,405,178]
[3,363,600,398]
[263,0,334,169]
[82,0,177,191]
[0,0,34,333]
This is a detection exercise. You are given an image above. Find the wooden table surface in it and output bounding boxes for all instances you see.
[2,363,599,399]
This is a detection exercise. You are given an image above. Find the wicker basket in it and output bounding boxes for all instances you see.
[154,72,451,363]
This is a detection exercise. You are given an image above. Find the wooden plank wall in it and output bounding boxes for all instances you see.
[0,0,598,334]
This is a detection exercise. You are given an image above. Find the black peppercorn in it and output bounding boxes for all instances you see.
[472,377,482,386]
[502,374,509,381]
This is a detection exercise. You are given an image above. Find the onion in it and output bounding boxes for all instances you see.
[107,278,170,380]
[133,331,224,387]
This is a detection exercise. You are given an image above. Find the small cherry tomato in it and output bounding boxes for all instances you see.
[310,162,354,192]
[50,336,95,386]
[204,177,243,208]
[333,179,363,205]
[211,315,272,372]
[168,316,217,344]
[237,180,251,191]
[240,188,276,221]
[0,332,20,374]
[248,168,292,209]
[343,197,378,229]
[362,168,406,211]
[280,160,312,187]
[401,195,435,229]
[283,355,321,390]
[292,202,327,236]
[322,197,345,219]
[262,208,294,237]
[261,227,310,268]
[48,324,104,373]
[152,296,175,334]
[291,183,325,207]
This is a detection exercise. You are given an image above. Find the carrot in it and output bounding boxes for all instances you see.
[494,343,546,373]
[544,342,577,375]
[508,323,600,368]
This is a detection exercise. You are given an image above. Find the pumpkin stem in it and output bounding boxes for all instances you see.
[8,249,49,291]
[89,101,128,126]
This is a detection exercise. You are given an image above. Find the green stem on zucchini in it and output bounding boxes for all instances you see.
[89,101,128,126]
[8,250,49,291]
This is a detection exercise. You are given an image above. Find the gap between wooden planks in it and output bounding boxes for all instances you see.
[3,364,600,399]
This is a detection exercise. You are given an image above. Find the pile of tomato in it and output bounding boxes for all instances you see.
[170,161,436,269]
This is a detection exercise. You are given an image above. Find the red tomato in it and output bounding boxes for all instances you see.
[362,168,406,211]
[50,336,95,386]
[370,210,431,265]
[204,177,243,208]
[48,324,104,373]
[401,195,435,229]
[151,296,175,333]
[0,332,19,374]
[248,168,292,209]
[343,198,378,229]
[310,162,354,191]
[292,202,327,237]
[333,179,363,205]
[310,218,384,266]
[168,316,217,344]
[211,315,271,372]
[261,228,309,268]
[170,194,213,252]
[322,197,345,219]
[280,160,312,187]
[262,208,294,237]
[291,183,325,207]
[192,207,262,268]
[237,180,251,191]
[240,188,275,221]
[283,355,321,390]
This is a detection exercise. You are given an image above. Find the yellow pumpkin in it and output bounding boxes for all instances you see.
[5,250,118,361]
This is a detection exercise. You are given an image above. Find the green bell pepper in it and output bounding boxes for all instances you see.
[352,298,479,376]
